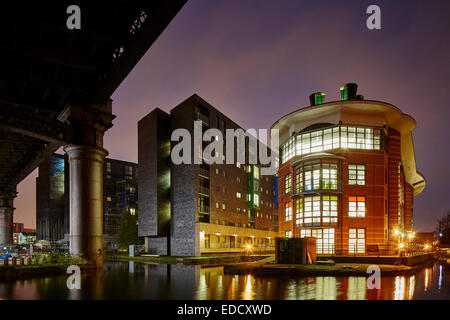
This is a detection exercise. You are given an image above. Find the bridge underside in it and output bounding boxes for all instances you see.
[0,1,186,266]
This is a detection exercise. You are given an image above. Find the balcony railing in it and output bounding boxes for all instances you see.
[198,168,210,178]
[195,111,209,125]
[198,186,210,196]
[198,205,210,214]
[205,242,275,249]
[310,243,434,257]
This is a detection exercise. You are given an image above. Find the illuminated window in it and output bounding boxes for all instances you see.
[222,203,226,210]
[236,192,241,198]
[301,228,335,254]
[285,231,292,238]
[236,162,241,168]
[296,198,303,226]
[297,195,338,227]
[254,194,260,207]
[322,164,338,190]
[254,166,260,179]
[349,196,366,217]
[349,228,365,253]
[285,173,292,194]
[215,202,219,209]
[281,125,382,164]
[322,196,338,224]
[348,164,365,185]
[106,196,111,202]
[285,202,293,221]
[281,136,295,163]
[130,208,136,216]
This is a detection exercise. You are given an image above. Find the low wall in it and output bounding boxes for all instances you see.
[319,253,434,266]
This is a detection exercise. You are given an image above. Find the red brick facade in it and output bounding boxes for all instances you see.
[278,127,416,254]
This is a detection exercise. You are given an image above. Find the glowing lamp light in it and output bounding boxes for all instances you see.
[424,244,430,250]
[394,229,400,236]
[246,245,252,250]
[399,243,405,249]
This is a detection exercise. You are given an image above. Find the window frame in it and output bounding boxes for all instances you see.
[348,196,366,218]
[348,164,366,186]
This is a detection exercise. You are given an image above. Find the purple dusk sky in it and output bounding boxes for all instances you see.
[14,0,450,232]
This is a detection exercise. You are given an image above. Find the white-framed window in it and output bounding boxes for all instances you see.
[281,126,381,164]
[285,202,293,221]
[254,194,260,207]
[285,173,292,194]
[300,228,335,254]
[349,164,365,185]
[349,228,365,253]
[297,196,338,227]
[349,196,366,217]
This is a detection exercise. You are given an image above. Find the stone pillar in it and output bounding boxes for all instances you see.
[63,102,114,268]
[0,191,16,246]
[64,145,107,267]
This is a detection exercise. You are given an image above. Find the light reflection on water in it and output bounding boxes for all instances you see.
[0,261,449,300]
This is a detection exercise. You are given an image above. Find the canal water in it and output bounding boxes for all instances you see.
[1,260,449,300]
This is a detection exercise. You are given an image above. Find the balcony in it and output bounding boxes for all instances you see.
[198,168,210,178]
[195,111,209,126]
[198,215,210,223]
[198,205,210,214]
[198,186,210,196]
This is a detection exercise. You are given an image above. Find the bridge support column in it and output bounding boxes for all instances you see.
[0,191,16,247]
[64,145,107,268]
[63,101,114,268]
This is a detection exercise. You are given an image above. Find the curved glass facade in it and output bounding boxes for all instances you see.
[281,125,385,164]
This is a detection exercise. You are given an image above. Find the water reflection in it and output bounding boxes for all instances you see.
[0,261,449,300]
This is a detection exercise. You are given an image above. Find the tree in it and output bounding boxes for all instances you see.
[436,211,450,245]
[117,212,141,249]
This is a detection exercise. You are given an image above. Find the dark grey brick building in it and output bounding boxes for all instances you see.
[138,94,278,256]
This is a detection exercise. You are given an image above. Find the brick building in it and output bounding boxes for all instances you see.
[36,153,138,249]
[272,83,425,255]
[138,94,278,256]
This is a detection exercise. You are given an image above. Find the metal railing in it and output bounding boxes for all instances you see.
[205,242,275,249]
[315,243,434,256]
[198,168,210,178]
[198,205,210,214]
[198,186,210,196]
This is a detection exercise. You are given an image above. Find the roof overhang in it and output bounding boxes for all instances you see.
[271,100,425,196]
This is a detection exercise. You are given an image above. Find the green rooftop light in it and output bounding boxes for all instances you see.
[340,83,358,100]
[309,92,326,106]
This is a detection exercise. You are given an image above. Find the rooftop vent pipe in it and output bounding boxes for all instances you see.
[340,83,358,100]
[309,92,326,106]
